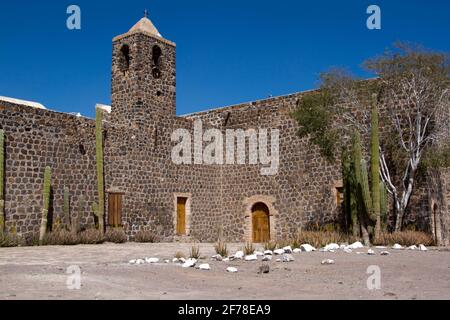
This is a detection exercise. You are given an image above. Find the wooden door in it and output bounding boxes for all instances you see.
[108,193,123,227]
[252,203,270,242]
[177,197,187,235]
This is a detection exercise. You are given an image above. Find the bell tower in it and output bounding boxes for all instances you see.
[111,12,176,124]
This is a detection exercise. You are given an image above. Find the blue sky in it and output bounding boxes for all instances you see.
[0,0,449,117]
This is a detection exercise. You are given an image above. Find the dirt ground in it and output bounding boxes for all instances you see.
[0,242,449,300]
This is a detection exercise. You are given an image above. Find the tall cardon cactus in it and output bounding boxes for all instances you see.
[95,108,105,235]
[39,166,52,243]
[370,93,381,239]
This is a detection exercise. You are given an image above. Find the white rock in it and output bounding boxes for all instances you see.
[392,243,403,249]
[145,257,159,264]
[282,254,295,262]
[344,248,352,253]
[367,249,376,255]
[129,259,137,264]
[356,252,362,255]
[172,258,179,263]
[293,248,302,253]
[321,259,335,265]
[164,259,170,263]
[380,251,390,255]
[211,254,223,261]
[226,267,238,273]
[234,251,245,259]
[179,257,186,263]
[245,254,258,261]
[323,243,340,251]
[274,249,285,255]
[198,263,210,270]
[283,246,293,253]
[347,241,364,249]
[136,259,145,265]
[419,244,428,251]
[276,258,281,262]
[263,250,273,255]
[255,251,264,256]
[182,258,197,268]
[223,258,230,262]
[300,244,316,252]
[407,245,418,250]
[262,255,272,261]
[375,246,387,249]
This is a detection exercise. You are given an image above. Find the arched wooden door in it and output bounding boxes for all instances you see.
[252,202,270,242]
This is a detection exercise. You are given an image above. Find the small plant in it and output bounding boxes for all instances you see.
[135,229,158,243]
[174,251,185,259]
[243,241,255,255]
[189,245,200,259]
[78,228,105,244]
[263,241,277,251]
[104,227,127,243]
[63,186,71,230]
[42,229,78,246]
[0,232,24,247]
[214,240,229,257]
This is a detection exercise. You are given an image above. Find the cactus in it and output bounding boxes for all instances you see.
[342,151,358,235]
[39,166,51,243]
[92,202,99,229]
[370,93,381,239]
[0,129,4,235]
[359,159,373,219]
[63,186,71,230]
[95,108,105,235]
[72,195,85,233]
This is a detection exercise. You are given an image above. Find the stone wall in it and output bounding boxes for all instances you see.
[0,102,97,240]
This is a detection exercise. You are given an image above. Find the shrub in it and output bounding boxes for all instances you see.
[78,228,105,245]
[296,231,351,248]
[135,230,157,243]
[373,231,434,246]
[104,227,127,243]
[189,245,200,259]
[263,241,277,251]
[243,242,255,255]
[42,229,79,246]
[0,232,24,247]
[214,240,229,257]
[174,251,185,259]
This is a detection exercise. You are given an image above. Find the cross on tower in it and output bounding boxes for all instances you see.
[143,9,149,18]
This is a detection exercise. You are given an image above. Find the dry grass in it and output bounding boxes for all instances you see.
[243,242,255,255]
[78,229,104,245]
[263,241,277,251]
[42,229,78,246]
[214,240,229,257]
[373,231,434,246]
[189,245,200,259]
[0,232,24,247]
[295,231,360,248]
[104,227,127,243]
[174,251,185,259]
[134,230,158,243]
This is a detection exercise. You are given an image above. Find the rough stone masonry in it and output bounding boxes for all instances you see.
[0,15,449,244]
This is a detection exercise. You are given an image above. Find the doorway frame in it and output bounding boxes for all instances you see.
[243,195,278,242]
[173,193,192,236]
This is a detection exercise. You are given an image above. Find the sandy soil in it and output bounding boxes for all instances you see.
[0,242,449,300]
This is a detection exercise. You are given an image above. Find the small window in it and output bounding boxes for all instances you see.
[119,44,130,72]
[152,45,162,78]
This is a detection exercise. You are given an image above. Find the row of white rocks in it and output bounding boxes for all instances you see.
[128,242,428,269]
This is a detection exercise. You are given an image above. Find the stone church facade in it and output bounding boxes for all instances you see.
[1,16,449,245]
